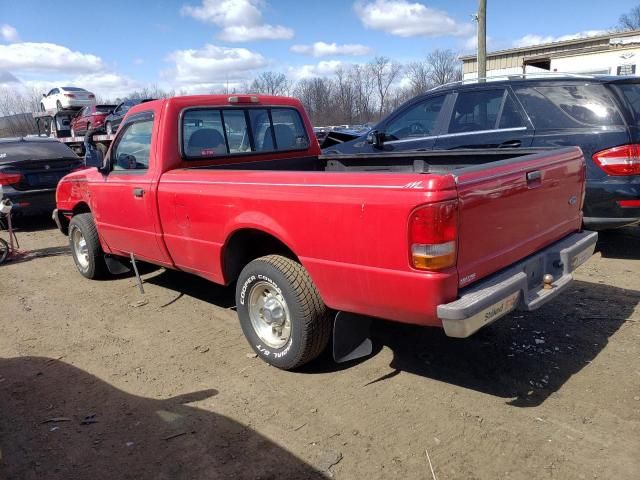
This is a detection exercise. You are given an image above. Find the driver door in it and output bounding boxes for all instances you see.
[90,111,171,265]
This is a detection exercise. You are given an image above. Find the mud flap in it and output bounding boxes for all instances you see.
[104,255,130,275]
[333,312,373,363]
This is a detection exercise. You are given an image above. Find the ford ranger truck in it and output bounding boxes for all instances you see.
[53,95,598,370]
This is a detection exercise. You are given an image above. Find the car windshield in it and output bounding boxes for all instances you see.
[61,87,87,92]
[96,105,115,113]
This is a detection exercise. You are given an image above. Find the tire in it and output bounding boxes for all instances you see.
[68,213,107,279]
[0,238,9,264]
[56,100,63,112]
[236,255,332,370]
[106,121,112,135]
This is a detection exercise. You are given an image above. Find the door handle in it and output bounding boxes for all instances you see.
[526,170,542,187]
[499,139,521,148]
[133,187,145,198]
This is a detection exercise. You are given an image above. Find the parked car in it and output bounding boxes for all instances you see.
[103,99,153,135]
[40,87,96,112]
[0,137,83,217]
[54,94,596,370]
[70,105,116,137]
[326,75,640,230]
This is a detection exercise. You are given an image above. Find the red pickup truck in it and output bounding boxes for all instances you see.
[54,94,597,369]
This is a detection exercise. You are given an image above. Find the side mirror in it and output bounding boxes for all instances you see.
[366,130,385,148]
[42,93,46,97]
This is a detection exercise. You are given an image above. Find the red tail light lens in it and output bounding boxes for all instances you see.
[409,201,458,270]
[0,172,22,186]
[592,144,640,175]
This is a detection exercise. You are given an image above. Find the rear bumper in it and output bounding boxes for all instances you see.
[2,189,56,217]
[584,176,640,229]
[437,230,598,338]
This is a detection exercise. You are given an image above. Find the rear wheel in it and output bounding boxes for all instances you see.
[236,255,332,370]
[0,238,9,264]
[68,213,107,279]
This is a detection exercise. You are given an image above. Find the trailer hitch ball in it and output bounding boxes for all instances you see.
[543,274,554,289]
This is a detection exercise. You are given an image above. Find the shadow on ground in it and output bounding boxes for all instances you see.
[0,357,326,480]
[2,214,56,233]
[366,279,638,407]
[597,226,640,260]
[144,269,236,309]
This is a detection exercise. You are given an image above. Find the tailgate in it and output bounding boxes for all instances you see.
[455,147,585,288]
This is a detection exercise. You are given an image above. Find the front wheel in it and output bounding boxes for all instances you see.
[69,213,107,279]
[236,255,332,370]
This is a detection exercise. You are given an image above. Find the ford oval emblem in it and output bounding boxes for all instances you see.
[568,195,577,206]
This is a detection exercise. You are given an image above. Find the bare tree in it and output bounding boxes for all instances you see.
[249,71,291,96]
[427,49,462,86]
[0,87,41,137]
[619,5,640,30]
[406,60,433,96]
[348,64,375,124]
[368,56,403,117]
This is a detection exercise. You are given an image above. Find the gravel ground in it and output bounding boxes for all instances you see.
[0,220,639,480]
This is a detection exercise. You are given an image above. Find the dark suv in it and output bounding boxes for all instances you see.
[327,75,640,230]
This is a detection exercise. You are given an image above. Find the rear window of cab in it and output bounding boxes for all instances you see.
[181,107,310,159]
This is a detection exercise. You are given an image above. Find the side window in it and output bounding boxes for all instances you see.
[112,119,153,171]
[49,88,59,96]
[448,89,506,134]
[514,85,624,128]
[385,96,445,141]
[498,95,525,129]
[183,109,227,157]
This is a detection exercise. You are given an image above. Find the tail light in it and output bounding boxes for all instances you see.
[409,201,458,270]
[88,94,95,99]
[592,144,640,175]
[0,172,22,186]
[64,93,76,98]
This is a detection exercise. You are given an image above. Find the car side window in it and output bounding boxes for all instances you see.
[384,95,445,141]
[111,119,153,171]
[448,89,518,134]
[49,88,58,96]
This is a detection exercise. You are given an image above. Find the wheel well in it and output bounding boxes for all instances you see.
[222,229,298,284]
[72,202,91,215]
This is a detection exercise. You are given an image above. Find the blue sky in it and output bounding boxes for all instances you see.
[0,0,637,98]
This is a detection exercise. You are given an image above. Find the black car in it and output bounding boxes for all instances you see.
[103,98,153,135]
[326,75,640,230]
[0,137,83,217]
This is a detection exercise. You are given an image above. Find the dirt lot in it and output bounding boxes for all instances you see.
[0,220,639,480]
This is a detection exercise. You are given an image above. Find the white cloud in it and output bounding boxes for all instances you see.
[287,60,349,81]
[166,44,268,85]
[1,24,19,42]
[513,30,607,48]
[290,41,372,57]
[0,42,104,73]
[461,35,494,53]
[354,0,473,38]
[181,0,293,42]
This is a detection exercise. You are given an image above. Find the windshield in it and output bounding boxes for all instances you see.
[96,105,115,113]
[62,87,87,92]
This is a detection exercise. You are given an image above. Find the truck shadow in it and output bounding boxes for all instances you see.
[0,356,327,480]
[369,280,638,408]
[596,226,640,260]
[144,269,236,309]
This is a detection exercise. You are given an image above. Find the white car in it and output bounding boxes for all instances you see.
[40,87,96,112]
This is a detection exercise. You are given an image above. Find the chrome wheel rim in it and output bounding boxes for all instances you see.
[248,281,291,349]
[72,228,89,270]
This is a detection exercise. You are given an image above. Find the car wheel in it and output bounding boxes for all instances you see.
[236,255,332,370]
[106,122,112,135]
[0,238,9,264]
[56,100,63,112]
[68,213,108,279]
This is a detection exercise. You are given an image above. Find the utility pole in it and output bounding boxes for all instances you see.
[477,0,487,82]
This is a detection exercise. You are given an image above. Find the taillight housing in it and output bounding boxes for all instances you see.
[592,144,640,175]
[88,94,95,99]
[64,93,76,98]
[409,201,458,271]
[0,172,22,186]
